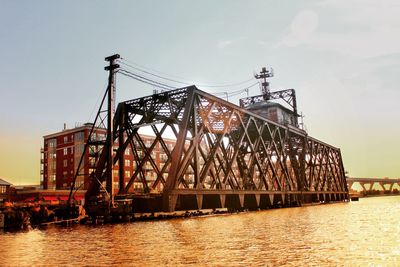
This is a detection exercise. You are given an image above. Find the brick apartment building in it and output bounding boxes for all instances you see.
[41,123,176,194]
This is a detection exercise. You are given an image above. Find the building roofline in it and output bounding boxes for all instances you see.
[0,178,12,186]
[43,124,179,142]
[43,124,105,139]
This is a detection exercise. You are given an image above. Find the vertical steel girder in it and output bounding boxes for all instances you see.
[89,86,348,211]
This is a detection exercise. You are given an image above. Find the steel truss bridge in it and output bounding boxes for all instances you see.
[347,177,400,193]
[85,85,349,212]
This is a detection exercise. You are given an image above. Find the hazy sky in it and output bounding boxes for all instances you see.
[1,0,399,185]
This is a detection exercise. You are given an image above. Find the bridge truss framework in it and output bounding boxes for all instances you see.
[86,86,349,212]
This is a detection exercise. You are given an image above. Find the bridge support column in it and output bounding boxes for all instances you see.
[164,194,178,212]
[219,195,226,208]
[238,194,245,209]
[196,195,203,210]
[269,194,274,206]
[255,194,260,208]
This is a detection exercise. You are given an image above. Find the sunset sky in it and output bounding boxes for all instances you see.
[1,0,399,185]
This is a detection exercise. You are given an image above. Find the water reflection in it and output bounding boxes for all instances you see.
[1,196,399,266]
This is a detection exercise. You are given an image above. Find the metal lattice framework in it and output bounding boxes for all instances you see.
[240,89,298,120]
[86,86,348,212]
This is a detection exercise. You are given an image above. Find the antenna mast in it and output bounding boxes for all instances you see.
[254,67,274,100]
[104,54,120,205]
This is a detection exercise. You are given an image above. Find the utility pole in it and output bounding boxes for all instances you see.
[105,54,120,206]
[254,67,273,100]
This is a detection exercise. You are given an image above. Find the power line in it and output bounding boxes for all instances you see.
[117,59,261,102]
[118,69,176,91]
[118,57,256,88]
[211,82,259,97]
[118,67,260,99]
[118,61,191,86]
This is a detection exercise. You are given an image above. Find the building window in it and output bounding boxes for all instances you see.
[64,136,68,143]
[125,171,131,178]
[125,159,130,167]
[63,159,68,167]
[63,148,68,155]
[49,139,56,148]
[125,148,130,155]
[0,186,7,194]
[114,182,119,189]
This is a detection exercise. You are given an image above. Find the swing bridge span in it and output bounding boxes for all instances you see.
[83,86,348,214]
[75,55,349,217]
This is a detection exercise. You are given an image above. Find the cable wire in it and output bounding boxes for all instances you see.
[118,61,191,86]
[118,58,255,88]
[118,59,261,99]
[118,69,176,91]
[209,82,259,98]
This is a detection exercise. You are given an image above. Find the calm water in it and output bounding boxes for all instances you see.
[1,196,399,266]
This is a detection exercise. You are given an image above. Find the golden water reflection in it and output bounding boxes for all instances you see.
[1,196,399,266]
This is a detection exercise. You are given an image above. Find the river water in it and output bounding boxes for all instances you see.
[1,196,399,266]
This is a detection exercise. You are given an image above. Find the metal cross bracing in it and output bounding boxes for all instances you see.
[86,85,349,212]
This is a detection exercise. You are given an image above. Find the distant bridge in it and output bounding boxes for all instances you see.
[347,177,400,193]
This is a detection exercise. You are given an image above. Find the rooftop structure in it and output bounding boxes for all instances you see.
[0,178,12,203]
[246,101,297,126]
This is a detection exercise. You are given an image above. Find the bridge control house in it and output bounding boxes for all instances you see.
[246,101,298,127]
